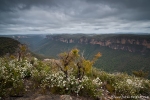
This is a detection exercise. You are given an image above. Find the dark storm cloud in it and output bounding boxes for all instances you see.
[0,0,150,34]
[85,0,150,21]
[0,0,56,11]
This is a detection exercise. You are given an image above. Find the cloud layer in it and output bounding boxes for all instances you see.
[0,0,150,34]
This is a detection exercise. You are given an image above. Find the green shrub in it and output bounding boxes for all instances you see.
[0,51,150,99]
[0,58,33,97]
[41,71,103,98]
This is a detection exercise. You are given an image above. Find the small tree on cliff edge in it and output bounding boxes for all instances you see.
[57,49,79,78]
[16,44,27,61]
[56,48,102,79]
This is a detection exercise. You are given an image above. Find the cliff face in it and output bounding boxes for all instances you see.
[46,35,150,53]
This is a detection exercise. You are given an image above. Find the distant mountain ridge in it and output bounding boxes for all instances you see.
[46,34,150,53]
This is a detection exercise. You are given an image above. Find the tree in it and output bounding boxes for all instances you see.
[56,48,102,79]
[76,51,102,79]
[17,44,27,61]
[56,48,79,78]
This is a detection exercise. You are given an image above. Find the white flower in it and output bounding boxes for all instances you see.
[126,79,132,84]
[71,82,74,85]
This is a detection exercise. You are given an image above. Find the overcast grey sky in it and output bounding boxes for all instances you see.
[0,0,150,34]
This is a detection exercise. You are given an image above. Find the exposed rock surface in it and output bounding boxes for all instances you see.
[46,35,150,53]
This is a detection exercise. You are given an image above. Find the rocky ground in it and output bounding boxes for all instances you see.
[5,94,94,100]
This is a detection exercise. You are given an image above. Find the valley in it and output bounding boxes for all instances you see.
[4,34,150,77]
[0,34,150,99]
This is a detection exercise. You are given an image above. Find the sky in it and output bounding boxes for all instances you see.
[0,0,150,35]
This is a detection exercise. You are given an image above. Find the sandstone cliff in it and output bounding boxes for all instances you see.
[46,35,150,53]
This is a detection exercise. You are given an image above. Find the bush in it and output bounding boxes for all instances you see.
[0,49,150,99]
[0,58,33,97]
[41,71,103,98]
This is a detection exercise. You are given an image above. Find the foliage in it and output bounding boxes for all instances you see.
[56,48,101,79]
[16,44,28,61]
[57,48,80,78]
[132,70,149,78]
[41,71,103,97]
[31,59,51,88]
[0,58,32,97]
[0,37,20,56]
[96,71,150,99]
[0,48,150,100]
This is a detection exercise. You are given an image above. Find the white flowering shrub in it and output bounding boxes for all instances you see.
[112,76,150,96]
[97,71,150,98]
[41,71,103,98]
[0,58,33,97]
[140,79,150,96]
[31,60,51,85]
[0,55,150,99]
